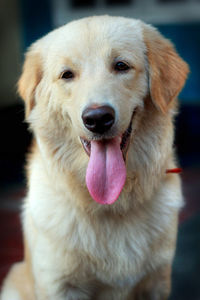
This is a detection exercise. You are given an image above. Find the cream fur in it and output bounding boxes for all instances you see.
[1,16,189,300]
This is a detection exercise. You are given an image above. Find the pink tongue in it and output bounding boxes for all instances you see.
[86,138,126,205]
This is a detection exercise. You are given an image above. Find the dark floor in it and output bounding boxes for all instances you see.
[170,214,200,300]
[169,168,200,300]
[0,169,200,299]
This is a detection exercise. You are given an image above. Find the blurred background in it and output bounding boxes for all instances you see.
[0,0,200,298]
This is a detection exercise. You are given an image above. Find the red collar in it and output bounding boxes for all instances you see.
[166,168,182,174]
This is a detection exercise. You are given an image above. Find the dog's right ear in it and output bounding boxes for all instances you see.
[143,24,189,114]
[18,46,43,118]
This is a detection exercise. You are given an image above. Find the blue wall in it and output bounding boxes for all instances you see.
[158,24,200,104]
[21,0,53,50]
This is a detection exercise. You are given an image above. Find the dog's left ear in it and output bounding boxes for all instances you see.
[143,24,189,113]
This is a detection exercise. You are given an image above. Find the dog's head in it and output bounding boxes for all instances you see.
[18,16,189,205]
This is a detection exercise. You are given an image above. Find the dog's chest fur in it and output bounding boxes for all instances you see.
[25,154,177,290]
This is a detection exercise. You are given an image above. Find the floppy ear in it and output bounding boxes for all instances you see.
[18,46,43,118]
[143,24,189,113]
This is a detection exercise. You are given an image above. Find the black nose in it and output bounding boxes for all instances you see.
[82,105,115,134]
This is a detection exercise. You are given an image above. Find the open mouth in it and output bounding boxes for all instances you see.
[80,110,136,205]
[80,111,134,160]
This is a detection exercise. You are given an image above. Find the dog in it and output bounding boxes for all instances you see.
[1,15,189,300]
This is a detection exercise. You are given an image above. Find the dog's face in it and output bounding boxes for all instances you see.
[18,16,188,205]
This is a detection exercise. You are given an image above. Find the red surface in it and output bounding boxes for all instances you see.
[0,211,23,286]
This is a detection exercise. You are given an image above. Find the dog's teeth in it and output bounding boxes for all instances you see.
[120,120,133,151]
[127,126,132,135]
[84,140,90,147]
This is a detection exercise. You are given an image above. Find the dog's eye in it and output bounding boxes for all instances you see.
[114,61,130,72]
[61,70,74,80]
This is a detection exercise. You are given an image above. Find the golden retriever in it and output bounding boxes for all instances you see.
[1,15,189,300]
